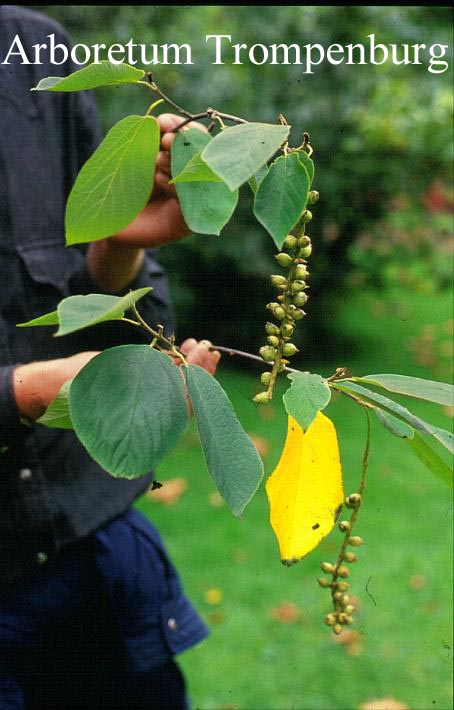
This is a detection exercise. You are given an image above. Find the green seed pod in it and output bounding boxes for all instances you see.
[260,372,272,386]
[318,577,331,588]
[333,591,343,602]
[277,363,287,373]
[287,305,305,320]
[298,244,312,259]
[308,190,320,204]
[345,493,361,508]
[266,302,280,312]
[320,561,335,574]
[338,612,349,624]
[338,566,350,578]
[265,322,280,336]
[348,536,365,547]
[345,615,354,625]
[340,595,350,606]
[270,274,288,287]
[344,551,357,563]
[333,623,343,635]
[295,264,310,280]
[298,235,311,248]
[259,346,276,362]
[283,235,298,251]
[267,335,280,348]
[339,520,351,533]
[344,604,355,615]
[274,306,286,320]
[253,392,270,404]
[336,582,350,592]
[275,253,293,268]
[301,209,312,223]
[282,343,298,357]
[291,280,306,293]
[293,292,308,308]
[281,323,294,338]
[324,613,336,626]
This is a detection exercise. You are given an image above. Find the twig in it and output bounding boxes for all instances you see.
[209,344,298,373]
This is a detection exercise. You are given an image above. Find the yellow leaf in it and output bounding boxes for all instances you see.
[266,412,343,565]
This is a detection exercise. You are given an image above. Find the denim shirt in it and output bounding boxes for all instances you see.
[0,6,175,583]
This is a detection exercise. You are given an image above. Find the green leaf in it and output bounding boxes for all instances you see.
[16,288,151,336]
[37,379,74,430]
[31,61,144,92]
[354,374,454,407]
[170,152,224,183]
[248,164,269,194]
[56,288,151,337]
[283,372,331,431]
[299,151,314,185]
[373,409,414,438]
[171,129,238,235]
[185,365,264,517]
[408,432,453,486]
[334,380,453,454]
[253,153,310,248]
[17,310,59,329]
[65,115,160,245]
[70,346,188,479]
[201,123,290,191]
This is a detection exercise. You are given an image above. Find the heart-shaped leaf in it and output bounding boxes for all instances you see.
[185,364,264,516]
[66,115,159,245]
[32,61,144,92]
[70,346,188,478]
[171,129,238,235]
[202,122,290,191]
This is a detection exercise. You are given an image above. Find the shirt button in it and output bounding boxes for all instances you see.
[19,467,33,481]
[36,552,48,565]
[167,617,178,632]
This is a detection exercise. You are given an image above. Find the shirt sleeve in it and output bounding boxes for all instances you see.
[0,365,32,449]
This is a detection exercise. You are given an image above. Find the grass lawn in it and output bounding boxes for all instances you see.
[136,286,453,710]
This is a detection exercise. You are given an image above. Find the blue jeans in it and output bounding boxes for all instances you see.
[0,510,208,709]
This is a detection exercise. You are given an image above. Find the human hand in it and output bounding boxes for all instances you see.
[107,113,206,249]
[13,352,100,422]
[178,338,221,375]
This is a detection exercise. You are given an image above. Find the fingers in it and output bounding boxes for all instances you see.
[179,339,221,375]
[158,112,208,152]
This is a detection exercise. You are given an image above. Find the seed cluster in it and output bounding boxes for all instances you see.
[254,191,319,403]
[318,491,365,634]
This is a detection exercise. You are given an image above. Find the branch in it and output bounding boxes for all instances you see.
[209,344,298,373]
[142,75,248,132]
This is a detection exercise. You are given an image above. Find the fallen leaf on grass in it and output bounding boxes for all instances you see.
[207,611,225,625]
[333,629,363,657]
[271,601,302,624]
[249,434,271,459]
[208,491,225,507]
[232,548,249,564]
[408,574,426,590]
[256,403,276,421]
[147,477,188,505]
[204,587,224,605]
[359,698,408,710]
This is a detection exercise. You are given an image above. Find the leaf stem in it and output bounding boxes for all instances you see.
[209,344,299,373]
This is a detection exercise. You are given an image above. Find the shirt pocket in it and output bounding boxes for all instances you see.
[18,243,84,298]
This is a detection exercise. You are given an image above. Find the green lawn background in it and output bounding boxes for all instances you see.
[137,286,453,710]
